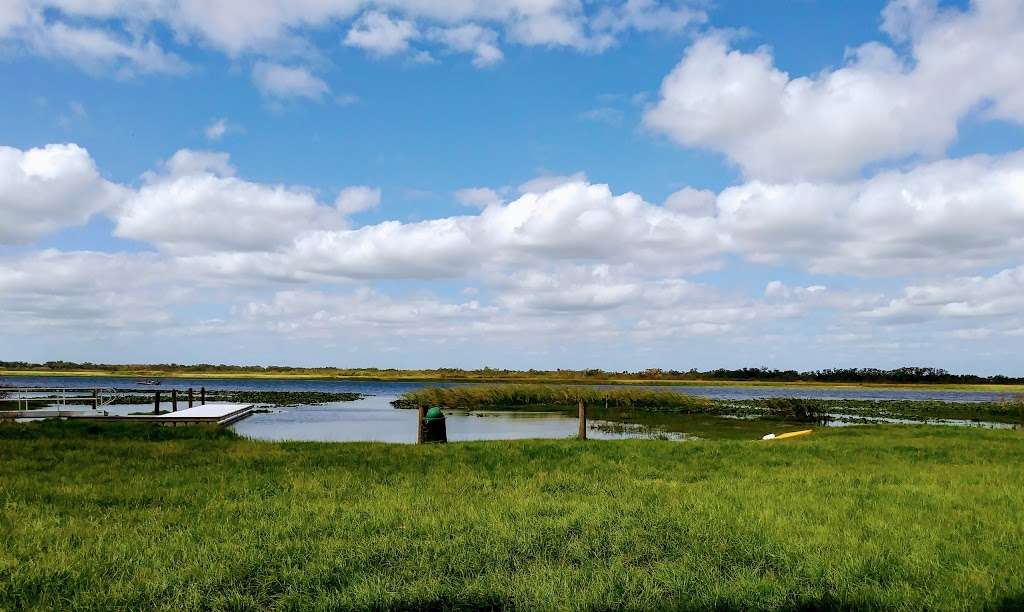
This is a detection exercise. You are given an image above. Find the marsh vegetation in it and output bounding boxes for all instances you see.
[392,384,716,411]
[395,384,1024,425]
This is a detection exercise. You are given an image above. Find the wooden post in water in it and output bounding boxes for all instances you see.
[578,399,587,440]
[154,390,161,415]
[188,388,194,409]
[171,389,178,412]
[416,405,426,444]
[200,387,206,405]
[92,389,99,411]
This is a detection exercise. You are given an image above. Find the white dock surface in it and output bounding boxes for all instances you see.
[157,402,252,418]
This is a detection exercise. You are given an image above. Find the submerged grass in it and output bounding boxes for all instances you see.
[205,390,365,406]
[734,397,1024,423]
[107,390,366,406]
[1,421,1023,609]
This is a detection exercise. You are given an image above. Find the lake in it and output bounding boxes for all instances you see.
[3,375,1018,442]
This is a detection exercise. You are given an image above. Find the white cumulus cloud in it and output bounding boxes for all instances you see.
[715,152,1024,274]
[0,143,126,244]
[114,150,347,253]
[645,0,1024,181]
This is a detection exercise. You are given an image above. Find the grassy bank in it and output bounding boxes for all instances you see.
[1,422,1023,609]
[4,369,1024,393]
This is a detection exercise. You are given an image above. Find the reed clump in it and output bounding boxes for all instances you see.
[393,384,717,412]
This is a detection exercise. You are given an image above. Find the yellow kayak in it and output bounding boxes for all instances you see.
[762,429,813,440]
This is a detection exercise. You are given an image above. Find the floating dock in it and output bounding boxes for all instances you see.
[156,403,255,425]
[2,402,255,426]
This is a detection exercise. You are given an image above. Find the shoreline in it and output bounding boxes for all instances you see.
[2,370,1022,393]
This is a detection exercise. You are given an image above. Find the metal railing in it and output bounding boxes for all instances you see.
[1,386,209,415]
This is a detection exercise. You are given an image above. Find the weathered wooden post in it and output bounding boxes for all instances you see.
[171,389,178,412]
[92,389,99,411]
[154,390,161,415]
[416,405,426,444]
[578,398,587,440]
[200,387,206,405]
[188,388,194,408]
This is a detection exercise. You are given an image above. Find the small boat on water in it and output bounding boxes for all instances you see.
[136,380,161,386]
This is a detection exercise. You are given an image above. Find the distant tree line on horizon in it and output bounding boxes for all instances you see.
[0,362,1021,385]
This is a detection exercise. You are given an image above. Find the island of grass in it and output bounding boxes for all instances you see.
[394,384,1024,424]
[0,420,1022,609]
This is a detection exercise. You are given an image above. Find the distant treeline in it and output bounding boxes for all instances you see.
[0,362,1021,385]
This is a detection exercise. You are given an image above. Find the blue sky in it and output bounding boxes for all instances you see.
[1,0,1023,373]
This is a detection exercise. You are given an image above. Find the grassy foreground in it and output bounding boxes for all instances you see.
[1,423,1023,610]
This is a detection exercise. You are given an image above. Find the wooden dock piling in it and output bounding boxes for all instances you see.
[416,405,426,444]
[154,390,161,415]
[171,389,178,412]
[200,387,206,405]
[188,388,194,408]
[578,399,587,440]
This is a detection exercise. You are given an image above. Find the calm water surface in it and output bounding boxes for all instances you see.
[231,395,694,443]
[4,375,1018,442]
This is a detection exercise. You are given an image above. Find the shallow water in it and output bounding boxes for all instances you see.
[5,375,1020,442]
[231,395,692,443]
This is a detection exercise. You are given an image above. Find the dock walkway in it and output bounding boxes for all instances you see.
[2,402,255,425]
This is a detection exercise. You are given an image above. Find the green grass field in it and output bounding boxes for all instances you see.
[1,422,1023,610]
